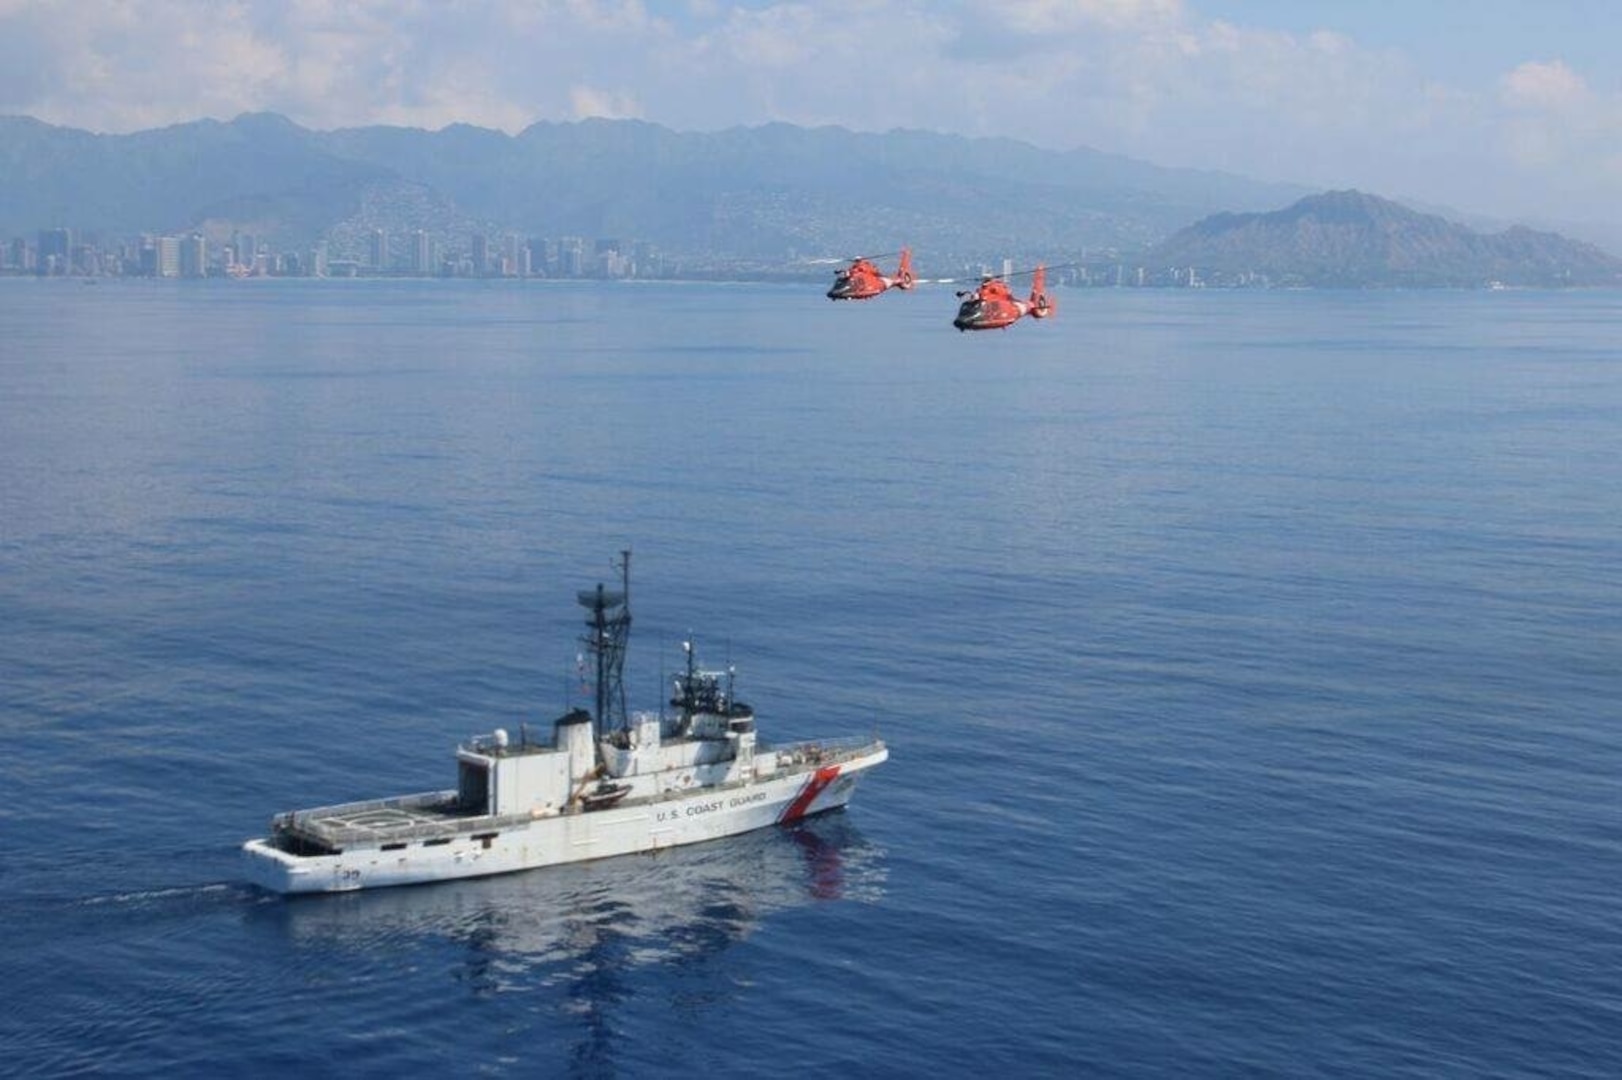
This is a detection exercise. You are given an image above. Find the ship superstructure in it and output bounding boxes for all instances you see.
[243,553,887,894]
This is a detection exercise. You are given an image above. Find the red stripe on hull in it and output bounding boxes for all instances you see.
[779,765,842,824]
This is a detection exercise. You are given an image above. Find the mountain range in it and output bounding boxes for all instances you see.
[1149,190,1622,287]
[4,113,1617,286]
[0,112,1308,265]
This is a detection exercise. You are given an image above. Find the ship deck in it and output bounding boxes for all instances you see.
[269,735,885,852]
[299,801,465,836]
[273,789,491,851]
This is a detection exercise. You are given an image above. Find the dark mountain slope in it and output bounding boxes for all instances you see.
[1149,190,1622,286]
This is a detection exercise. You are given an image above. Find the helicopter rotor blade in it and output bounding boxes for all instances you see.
[802,250,906,266]
[975,262,1077,282]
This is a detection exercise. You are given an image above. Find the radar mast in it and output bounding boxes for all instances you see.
[578,549,632,737]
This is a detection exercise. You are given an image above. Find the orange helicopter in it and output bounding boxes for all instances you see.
[951,265,1056,331]
[824,249,916,300]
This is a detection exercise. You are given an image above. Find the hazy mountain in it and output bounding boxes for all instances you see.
[0,113,385,241]
[0,112,1309,263]
[1148,190,1622,287]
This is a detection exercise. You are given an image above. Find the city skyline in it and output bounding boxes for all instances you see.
[2,226,672,281]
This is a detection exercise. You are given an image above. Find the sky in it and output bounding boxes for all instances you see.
[2,0,1619,229]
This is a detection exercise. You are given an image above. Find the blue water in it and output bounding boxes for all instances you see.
[2,279,1619,1077]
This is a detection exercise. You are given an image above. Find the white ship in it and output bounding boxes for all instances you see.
[242,553,888,894]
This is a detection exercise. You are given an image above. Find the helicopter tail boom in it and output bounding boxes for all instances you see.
[895,248,915,290]
[1028,264,1055,319]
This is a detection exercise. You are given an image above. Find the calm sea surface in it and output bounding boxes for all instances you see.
[1,279,1619,1077]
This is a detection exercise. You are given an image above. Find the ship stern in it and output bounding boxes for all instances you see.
[242,838,324,895]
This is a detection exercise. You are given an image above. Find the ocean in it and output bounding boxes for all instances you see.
[1,278,1618,1077]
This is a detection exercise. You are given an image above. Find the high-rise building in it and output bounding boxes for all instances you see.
[37,228,72,276]
[412,230,432,275]
[559,237,585,277]
[73,243,100,276]
[139,235,180,277]
[633,240,661,279]
[179,234,207,278]
[370,228,389,271]
[471,233,489,276]
[527,237,554,277]
[155,236,181,278]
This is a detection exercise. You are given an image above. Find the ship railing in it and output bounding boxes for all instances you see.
[283,791,661,847]
[769,734,884,770]
[273,789,487,847]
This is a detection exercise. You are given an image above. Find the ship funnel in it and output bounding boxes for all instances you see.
[555,708,596,784]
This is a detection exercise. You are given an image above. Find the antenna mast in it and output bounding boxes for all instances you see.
[578,549,632,736]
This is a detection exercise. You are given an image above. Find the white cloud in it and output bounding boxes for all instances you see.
[1000,0,1183,34]
[1307,30,1352,57]
[1494,58,1622,206]
[1501,59,1588,110]
[0,1,1619,225]
[568,85,644,121]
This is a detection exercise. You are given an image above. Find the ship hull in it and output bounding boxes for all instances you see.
[243,746,885,894]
